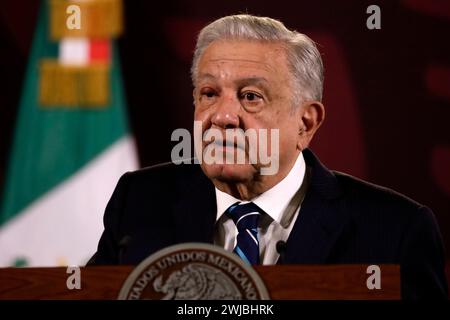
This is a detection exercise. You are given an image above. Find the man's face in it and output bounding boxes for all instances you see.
[193,39,303,187]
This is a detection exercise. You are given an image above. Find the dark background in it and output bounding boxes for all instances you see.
[1,0,449,256]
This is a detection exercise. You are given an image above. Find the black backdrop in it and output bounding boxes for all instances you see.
[1,0,449,257]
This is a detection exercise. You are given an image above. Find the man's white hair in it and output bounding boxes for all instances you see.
[191,14,324,103]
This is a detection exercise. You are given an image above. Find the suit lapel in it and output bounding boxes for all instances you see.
[284,149,350,264]
[171,165,217,244]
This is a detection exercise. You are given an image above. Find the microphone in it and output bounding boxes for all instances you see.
[276,240,287,264]
[118,235,132,264]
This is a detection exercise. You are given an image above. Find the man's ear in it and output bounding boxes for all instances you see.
[297,101,325,150]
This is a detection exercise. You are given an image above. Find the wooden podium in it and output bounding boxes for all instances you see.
[0,264,400,299]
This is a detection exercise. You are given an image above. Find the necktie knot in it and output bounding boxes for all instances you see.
[225,202,262,265]
[226,202,261,232]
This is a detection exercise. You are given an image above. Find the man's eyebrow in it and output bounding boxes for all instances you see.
[197,73,270,89]
[235,77,269,87]
[196,74,270,88]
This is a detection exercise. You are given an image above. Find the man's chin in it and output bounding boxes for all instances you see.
[200,163,256,182]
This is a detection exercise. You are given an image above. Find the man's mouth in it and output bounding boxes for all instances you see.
[208,138,246,151]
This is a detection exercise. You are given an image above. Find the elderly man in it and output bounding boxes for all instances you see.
[89,14,447,299]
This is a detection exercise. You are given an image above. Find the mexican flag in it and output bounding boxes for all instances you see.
[0,1,137,267]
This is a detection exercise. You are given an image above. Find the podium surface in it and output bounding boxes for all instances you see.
[0,264,400,299]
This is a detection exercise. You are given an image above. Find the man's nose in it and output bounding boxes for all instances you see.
[211,94,240,129]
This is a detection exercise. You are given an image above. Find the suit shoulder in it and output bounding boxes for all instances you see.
[333,171,427,218]
[331,172,442,253]
[129,160,200,177]
[120,161,207,191]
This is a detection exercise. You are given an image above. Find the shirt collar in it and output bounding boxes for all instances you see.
[215,152,306,225]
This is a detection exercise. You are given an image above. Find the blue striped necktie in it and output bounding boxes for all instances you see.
[226,202,262,265]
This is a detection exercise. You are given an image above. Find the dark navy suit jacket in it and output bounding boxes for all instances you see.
[89,149,448,299]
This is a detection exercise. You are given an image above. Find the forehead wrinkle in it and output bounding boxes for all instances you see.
[199,64,273,85]
[207,58,275,74]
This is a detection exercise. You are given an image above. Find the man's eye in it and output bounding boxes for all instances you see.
[201,91,216,98]
[242,92,262,102]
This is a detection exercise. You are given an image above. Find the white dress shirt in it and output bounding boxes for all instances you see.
[214,152,308,265]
